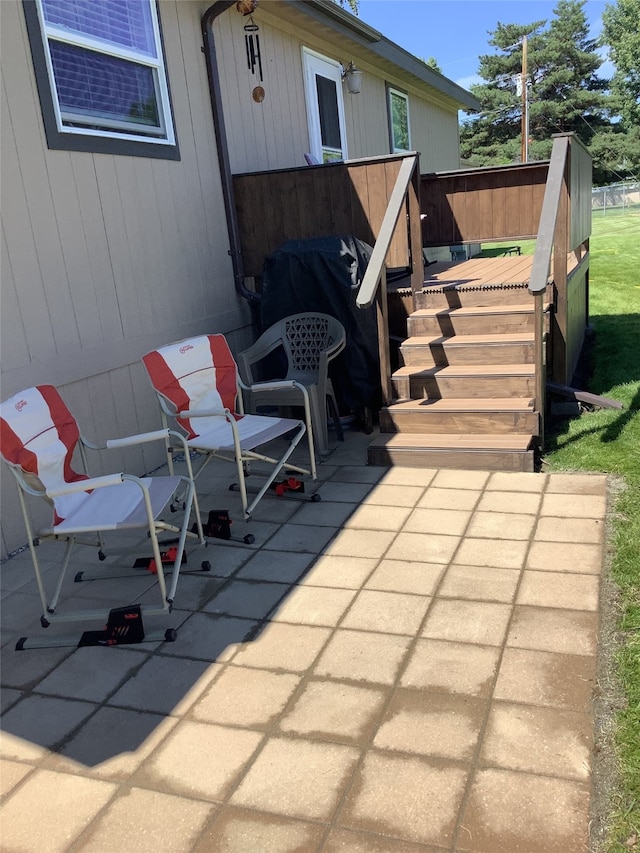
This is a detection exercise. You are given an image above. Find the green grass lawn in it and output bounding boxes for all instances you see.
[545,209,640,851]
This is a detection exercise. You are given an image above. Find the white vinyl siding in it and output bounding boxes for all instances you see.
[1,0,249,556]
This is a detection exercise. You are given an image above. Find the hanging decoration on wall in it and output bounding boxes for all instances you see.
[243,16,263,83]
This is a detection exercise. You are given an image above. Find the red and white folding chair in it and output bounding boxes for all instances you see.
[0,385,206,650]
[142,334,318,521]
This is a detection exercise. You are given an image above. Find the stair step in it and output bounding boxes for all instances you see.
[379,397,537,434]
[400,332,535,366]
[368,433,535,472]
[408,304,548,337]
[392,363,536,400]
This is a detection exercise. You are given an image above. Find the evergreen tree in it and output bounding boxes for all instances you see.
[461,0,609,168]
[531,0,608,144]
[602,0,640,127]
[460,19,547,165]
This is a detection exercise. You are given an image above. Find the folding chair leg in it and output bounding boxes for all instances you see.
[235,424,320,518]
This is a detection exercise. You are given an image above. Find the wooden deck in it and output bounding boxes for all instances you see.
[420,253,581,290]
[423,256,535,288]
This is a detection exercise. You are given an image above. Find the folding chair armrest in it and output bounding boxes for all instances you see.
[106,429,174,449]
[249,379,309,398]
[177,407,229,419]
[46,473,125,498]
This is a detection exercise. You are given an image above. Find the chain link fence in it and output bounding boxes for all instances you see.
[592,181,640,214]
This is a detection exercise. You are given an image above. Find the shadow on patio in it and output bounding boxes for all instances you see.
[0,426,607,853]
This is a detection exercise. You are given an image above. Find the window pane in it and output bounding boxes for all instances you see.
[42,0,156,56]
[315,75,341,151]
[390,91,409,151]
[49,40,160,130]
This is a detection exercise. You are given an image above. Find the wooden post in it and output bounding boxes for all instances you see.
[552,152,570,383]
[521,36,528,164]
[376,266,393,406]
[408,159,424,300]
[534,291,546,452]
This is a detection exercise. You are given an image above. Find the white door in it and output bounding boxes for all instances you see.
[302,49,348,163]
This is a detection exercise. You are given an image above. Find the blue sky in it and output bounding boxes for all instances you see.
[357,0,612,90]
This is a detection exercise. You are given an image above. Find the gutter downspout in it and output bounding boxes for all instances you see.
[201,1,259,302]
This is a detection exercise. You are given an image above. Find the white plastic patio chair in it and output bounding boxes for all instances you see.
[238,313,346,459]
[0,385,206,650]
[142,334,317,520]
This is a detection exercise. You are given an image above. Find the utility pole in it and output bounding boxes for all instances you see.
[521,35,529,163]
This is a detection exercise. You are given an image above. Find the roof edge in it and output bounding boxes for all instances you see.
[294,0,480,111]
[371,41,480,111]
[298,0,382,42]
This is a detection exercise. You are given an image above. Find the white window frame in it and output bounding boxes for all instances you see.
[24,0,178,157]
[302,48,348,163]
[388,86,411,153]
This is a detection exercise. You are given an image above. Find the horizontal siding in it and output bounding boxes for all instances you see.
[215,13,311,173]
[0,0,253,557]
[215,7,463,174]
[1,0,465,556]
[410,99,461,172]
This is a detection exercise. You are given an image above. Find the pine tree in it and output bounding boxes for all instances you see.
[602,0,640,127]
[461,0,609,167]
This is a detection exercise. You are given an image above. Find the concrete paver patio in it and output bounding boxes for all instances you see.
[0,428,608,852]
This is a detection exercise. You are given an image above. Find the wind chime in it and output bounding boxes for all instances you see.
[237,0,264,101]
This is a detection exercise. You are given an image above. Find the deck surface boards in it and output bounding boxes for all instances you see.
[423,256,534,288]
[422,254,578,290]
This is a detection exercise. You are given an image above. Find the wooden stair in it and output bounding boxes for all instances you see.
[369,282,547,472]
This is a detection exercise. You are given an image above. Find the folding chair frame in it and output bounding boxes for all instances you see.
[3,424,207,649]
[156,391,314,519]
[144,335,319,521]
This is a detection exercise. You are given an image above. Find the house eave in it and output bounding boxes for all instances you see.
[290,0,480,112]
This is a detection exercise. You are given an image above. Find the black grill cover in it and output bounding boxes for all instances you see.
[260,235,379,412]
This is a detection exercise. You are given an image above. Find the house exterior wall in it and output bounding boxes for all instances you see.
[214,7,462,174]
[1,0,466,557]
[0,0,252,558]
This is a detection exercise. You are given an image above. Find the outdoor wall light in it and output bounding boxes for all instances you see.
[342,61,363,94]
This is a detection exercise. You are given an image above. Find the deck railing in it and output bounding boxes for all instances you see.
[420,133,591,445]
[232,152,424,294]
[233,135,591,437]
[233,152,423,408]
[355,155,419,405]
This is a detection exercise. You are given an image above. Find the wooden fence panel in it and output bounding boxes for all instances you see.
[233,155,414,278]
[421,163,548,246]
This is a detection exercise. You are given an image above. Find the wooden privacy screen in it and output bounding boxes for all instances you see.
[421,162,549,246]
[233,154,417,279]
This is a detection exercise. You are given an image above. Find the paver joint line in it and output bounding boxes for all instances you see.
[0,435,608,853]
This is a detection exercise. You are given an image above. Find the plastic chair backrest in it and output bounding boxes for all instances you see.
[282,314,345,374]
[143,335,240,439]
[0,386,89,523]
